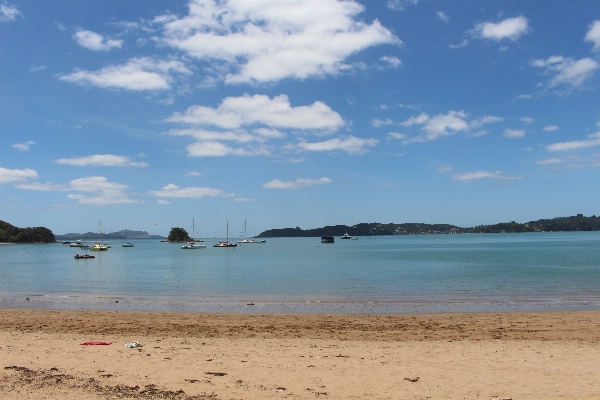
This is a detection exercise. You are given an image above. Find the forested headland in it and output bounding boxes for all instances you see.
[0,220,55,243]
[256,214,600,237]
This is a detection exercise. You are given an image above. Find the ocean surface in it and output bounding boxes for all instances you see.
[1,232,600,314]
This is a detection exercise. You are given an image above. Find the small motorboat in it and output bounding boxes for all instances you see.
[321,236,334,243]
[341,232,352,239]
[182,241,206,249]
[213,241,237,248]
[74,254,95,259]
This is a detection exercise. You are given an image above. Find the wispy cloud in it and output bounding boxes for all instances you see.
[263,177,332,190]
[296,136,378,154]
[59,57,191,91]
[185,141,270,157]
[0,2,22,22]
[12,141,36,151]
[55,154,149,168]
[451,171,522,182]
[531,56,599,89]
[547,132,600,151]
[0,167,38,184]
[449,39,468,49]
[536,157,566,165]
[159,0,400,84]
[379,56,402,69]
[543,125,559,132]
[437,11,449,23]
[471,16,530,41]
[504,128,525,138]
[386,0,418,11]
[371,118,394,128]
[148,183,232,199]
[73,28,123,52]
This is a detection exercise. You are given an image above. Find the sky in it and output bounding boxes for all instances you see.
[1,0,600,238]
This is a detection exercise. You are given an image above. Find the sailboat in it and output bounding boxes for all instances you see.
[182,218,206,249]
[90,221,109,251]
[237,220,266,244]
[213,218,237,248]
[122,229,134,247]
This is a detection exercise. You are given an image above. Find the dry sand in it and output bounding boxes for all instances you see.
[1,309,599,399]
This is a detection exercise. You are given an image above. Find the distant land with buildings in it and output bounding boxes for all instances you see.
[55,230,165,241]
[256,214,600,237]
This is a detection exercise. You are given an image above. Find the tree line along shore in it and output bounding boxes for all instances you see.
[2,214,599,243]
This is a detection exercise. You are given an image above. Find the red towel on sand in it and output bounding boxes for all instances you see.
[80,341,112,346]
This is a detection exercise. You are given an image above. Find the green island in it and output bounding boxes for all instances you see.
[256,214,600,237]
[0,220,55,243]
[166,227,193,242]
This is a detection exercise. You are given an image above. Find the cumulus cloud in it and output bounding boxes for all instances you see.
[547,132,600,151]
[531,56,599,89]
[59,57,191,91]
[504,128,526,138]
[148,183,232,198]
[263,177,331,190]
[11,141,35,151]
[0,2,22,22]
[0,167,38,184]
[471,16,530,41]
[585,20,600,51]
[296,136,378,154]
[387,132,407,140]
[372,118,394,128]
[159,0,400,84]
[451,171,522,182]
[166,94,344,132]
[55,154,148,168]
[73,29,123,51]
[67,176,137,204]
[401,111,472,141]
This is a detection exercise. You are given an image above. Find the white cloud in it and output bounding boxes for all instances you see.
[55,22,66,31]
[438,165,453,173]
[14,182,68,191]
[30,65,47,72]
[159,0,400,84]
[471,16,530,41]
[55,154,148,168]
[372,118,394,128]
[11,141,35,151]
[437,11,449,23]
[504,128,525,138]
[451,171,523,182]
[185,171,203,176]
[449,39,468,49]
[73,29,123,51]
[186,141,270,157]
[585,20,600,51]
[379,56,402,68]
[387,132,407,140]
[0,2,22,22]
[166,94,344,132]
[148,183,231,198]
[157,199,172,204]
[386,0,418,11]
[520,117,535,124]
[516,94,532,100]
[531,56,599,89]
[0,167,38,184]
[168,128,264,144]
[263,177,331,190]
[67,176,137,204]
[543,125,559,132]
[470,115,504,128]
[536,157,565,165]
[297,136,378,155]
[547,132,600,151]
[232,197,255,202]
[402,111,470,141]
[59,57,191,91]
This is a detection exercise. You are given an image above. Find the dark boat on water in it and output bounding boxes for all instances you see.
[74,254,95,259]
[321,236,334,243]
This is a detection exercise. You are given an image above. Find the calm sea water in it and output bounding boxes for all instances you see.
[1,232,600,314]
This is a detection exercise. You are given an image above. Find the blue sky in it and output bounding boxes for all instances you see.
[1,0,600,238]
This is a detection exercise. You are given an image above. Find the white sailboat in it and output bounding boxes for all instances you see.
[213,218,237,248]
[90,221,108,251]
[182,218,206,249]
[122,229,134,247]
[237,220,266,244]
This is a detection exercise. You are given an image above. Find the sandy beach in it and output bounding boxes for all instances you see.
[1,309,599,399]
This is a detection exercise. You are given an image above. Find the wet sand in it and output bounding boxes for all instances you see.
[1,309,599,399]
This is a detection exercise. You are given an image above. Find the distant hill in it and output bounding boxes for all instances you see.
[56,229,165,240]
[0,220,56,243]
[256,214,600,237]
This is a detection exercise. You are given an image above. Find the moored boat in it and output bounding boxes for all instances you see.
[69,239,87,248]
[74,254,95,259]
[122,229,134,247]
[214,218,237,248]
[321,236,334,243]
[182,241,206,249]
[341,232,352,239]
[89,242,108,251]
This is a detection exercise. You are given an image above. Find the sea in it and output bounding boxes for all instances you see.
[1,232,600,314]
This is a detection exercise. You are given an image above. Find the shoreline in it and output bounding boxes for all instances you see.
[2,309,600,399]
